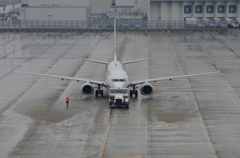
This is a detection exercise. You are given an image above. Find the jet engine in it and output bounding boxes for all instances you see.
[140,83,154,95]
[81,83,94,95]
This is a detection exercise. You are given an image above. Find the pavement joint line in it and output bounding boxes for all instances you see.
[152,83,240,86]
[0,123,103,158]
[95,124,214,128]
[143,107,240,110]
[103,147,240,154]
[123,107,240,111]
[114,112,240,119]
[11,100,108,113]
[12,97,108,113]
[1,123,240,129]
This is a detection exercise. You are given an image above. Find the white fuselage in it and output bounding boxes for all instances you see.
[105,60,130,88]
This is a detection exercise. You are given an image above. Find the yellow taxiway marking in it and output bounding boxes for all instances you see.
[99,108,115,158]
[148,125,162,127]
[124,111,138,113]
[115,156,142,158]
[56,124,72,127]
[199,125,214,128]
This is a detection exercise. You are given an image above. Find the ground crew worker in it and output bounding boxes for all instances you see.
[65,97,70,108]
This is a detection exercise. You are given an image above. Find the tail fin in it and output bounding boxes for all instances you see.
[113,18,117,61]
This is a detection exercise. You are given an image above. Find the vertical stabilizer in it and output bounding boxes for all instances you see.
[113,18,117,61]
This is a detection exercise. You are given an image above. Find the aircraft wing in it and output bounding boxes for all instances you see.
[130,70,220,85]
[14,71,106,85]
[77,58,109,65]
[122,58,153,64]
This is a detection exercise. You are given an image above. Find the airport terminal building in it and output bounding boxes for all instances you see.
[149,0,240,20]
[21,0,240,21]
[21,0,90,20]
[91,0,240,20]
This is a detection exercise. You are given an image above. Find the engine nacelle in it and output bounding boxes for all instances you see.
[140,83,154,95]
[81,83,94,95]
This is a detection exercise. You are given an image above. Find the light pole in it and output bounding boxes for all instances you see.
[3,0,5,12]
[12,0,14,11]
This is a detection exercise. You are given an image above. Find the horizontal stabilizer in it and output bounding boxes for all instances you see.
[122,58,153,64]
[77,58,109,65]
[14,71,106,85]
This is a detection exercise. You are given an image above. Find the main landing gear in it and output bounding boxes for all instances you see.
[95,85,103,97]
[130,85,138,98]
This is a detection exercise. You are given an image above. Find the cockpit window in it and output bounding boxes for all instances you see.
[112,79,126,82]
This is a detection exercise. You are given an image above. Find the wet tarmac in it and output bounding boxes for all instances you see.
[0,30,240,158]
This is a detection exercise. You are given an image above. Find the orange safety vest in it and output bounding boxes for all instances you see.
[65,97,70,102]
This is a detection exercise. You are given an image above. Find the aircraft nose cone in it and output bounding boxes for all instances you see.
[114,82,125,88]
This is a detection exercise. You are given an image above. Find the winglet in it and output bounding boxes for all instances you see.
[214,64,221,73]
[217,65,221,73]
[216,64,223,77]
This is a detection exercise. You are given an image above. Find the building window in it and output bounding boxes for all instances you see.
[195,6,202,13]
[184,6,191,13]
[52,4,60,7]
[218,5,225,13]
[41,4,49,7]
[207,5,214,13]
[112,0,116,6]
[22,4,29,7]
[229,5,236,13]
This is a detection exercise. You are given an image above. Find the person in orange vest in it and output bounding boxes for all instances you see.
[65,97,70,108]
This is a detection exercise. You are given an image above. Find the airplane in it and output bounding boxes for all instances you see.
[12,18,220,104]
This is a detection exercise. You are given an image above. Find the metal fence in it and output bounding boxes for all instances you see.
[0,20,229,29]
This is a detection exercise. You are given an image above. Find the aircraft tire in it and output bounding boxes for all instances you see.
[101,90,103,97]
[95,90,99,97]
[135,90,138,98]
[130,90,133,98]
